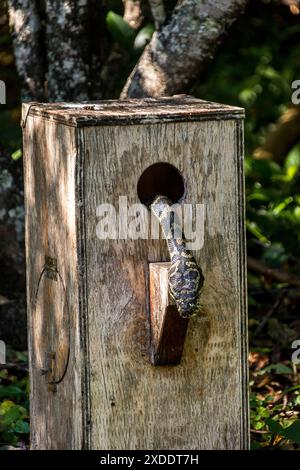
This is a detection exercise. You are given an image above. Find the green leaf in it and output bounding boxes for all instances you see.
[257,406,270,418]
[261,363,293,375]
[295,395,300,406]
[247,192,269,203]
[0,385,23,399]
[0,407,20,425]
[284,142,300,170]
[239,88,257,106]
[134,24,155,50]
[250,347,272,354]
[11,149,22,160]
[13,420,29,434]
[246,220,271,245]
[266,418,283,435]
[106,11,135,50]
[272,197,293,215]
[282,384,300,394]
[294,207,300,219]
[246,158,281,184]
[286,165,298,182]
[0,400,15,413]
[281,420,300,444]
[254,420,265,430]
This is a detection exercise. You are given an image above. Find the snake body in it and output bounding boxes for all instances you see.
[150,195,204,318]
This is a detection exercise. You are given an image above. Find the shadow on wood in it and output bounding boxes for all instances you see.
[149,262,189,365]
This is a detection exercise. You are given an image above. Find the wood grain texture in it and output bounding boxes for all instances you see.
[82,118,248,449]
[23,98,248,450]
[23,117,83,449]
[22,96,244,128]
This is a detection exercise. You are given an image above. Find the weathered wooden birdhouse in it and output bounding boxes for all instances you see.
[23,96,249,450]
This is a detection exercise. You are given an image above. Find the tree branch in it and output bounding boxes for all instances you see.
[121,0,248,98]
[123,0,143,29]
[149,0,166,29]
[254,289,286,336]
[253,106,300,164]
[248,256,300,287]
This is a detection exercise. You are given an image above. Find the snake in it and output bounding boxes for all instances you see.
[150,195,204,318]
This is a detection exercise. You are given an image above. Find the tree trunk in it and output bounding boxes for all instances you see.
[45,0,91,101]
[121,0,248,98]
[8,0,249,102]
[7,0,45,101]
[7,0,108,102]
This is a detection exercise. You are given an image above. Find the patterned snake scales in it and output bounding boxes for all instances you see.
[150,195,204,318]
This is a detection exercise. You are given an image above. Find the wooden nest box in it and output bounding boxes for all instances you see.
[23,96,248,450]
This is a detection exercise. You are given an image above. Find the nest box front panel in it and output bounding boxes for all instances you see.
[81,119,248,450]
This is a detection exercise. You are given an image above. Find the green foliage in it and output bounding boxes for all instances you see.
[246,145,300,261]
[0,354,29,448]
[250,394,271,432]
[250,386,300,449]
[11,148,22,160]
[0,400,29,446]
[193,3,300,272]
[0,110,21,150]
[0,1,21,150]
[266,418,300,445]
[134,24,155,51]
[259,363,294,375]
[194,2,300,153]
[106,9,155,55]
[106,11,136,51]
[0,0,300,451]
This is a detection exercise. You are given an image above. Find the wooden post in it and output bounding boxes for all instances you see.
[23,96,249,450]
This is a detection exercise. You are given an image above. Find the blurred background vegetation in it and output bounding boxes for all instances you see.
[0,0,300,449]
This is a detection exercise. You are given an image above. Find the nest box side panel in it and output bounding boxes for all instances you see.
[82,119,248,450]
[23,116,84,449]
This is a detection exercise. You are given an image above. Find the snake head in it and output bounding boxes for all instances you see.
[176,299,201,319]
[168,256,204,318]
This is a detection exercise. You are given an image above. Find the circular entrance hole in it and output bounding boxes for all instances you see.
[137,162,185,206]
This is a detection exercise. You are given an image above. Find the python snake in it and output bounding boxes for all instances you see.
[150,195,204,318]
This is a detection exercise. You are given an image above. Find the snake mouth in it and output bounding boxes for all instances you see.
[174,293,201,316]
[178,305,200,319]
